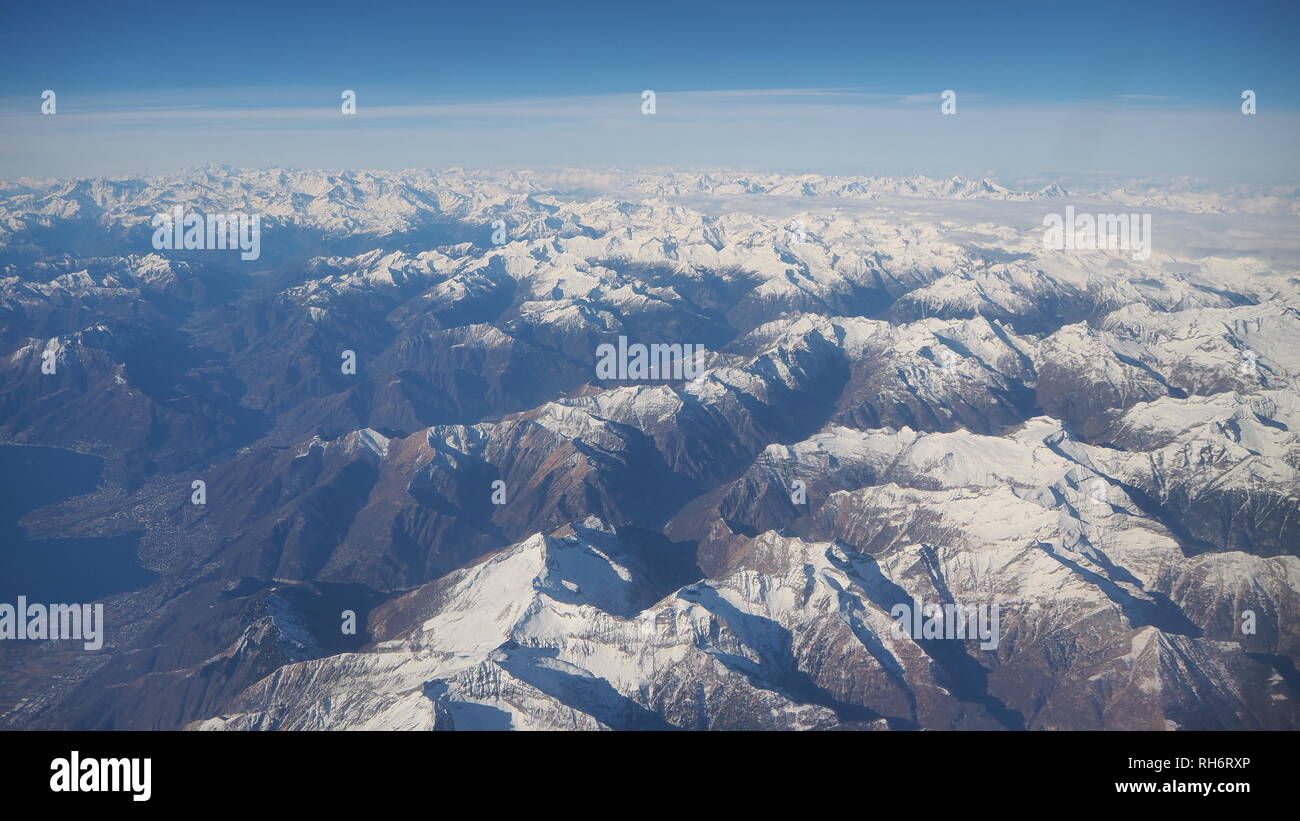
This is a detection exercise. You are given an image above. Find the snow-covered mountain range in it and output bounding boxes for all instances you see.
[0,167,1296,730]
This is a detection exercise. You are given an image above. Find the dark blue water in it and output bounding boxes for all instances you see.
[0,446,157,602]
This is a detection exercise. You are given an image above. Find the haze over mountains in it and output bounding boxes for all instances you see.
[0,166,1297,730]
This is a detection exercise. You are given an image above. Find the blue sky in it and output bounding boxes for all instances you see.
[1,0,1297,182]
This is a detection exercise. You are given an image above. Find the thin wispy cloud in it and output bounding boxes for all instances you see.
[2,85,1294,184]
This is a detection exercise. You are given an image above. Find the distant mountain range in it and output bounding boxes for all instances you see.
[1,167,1296,730]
